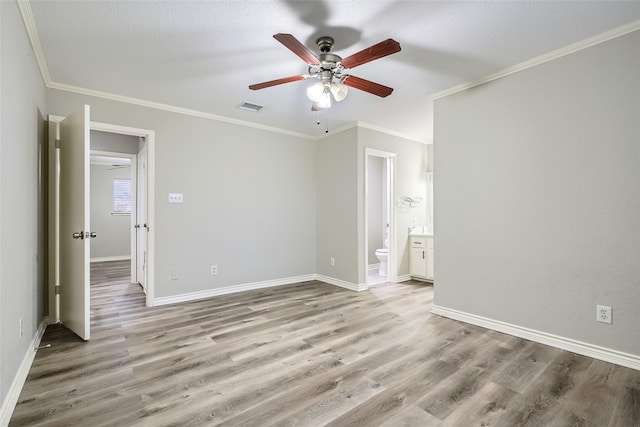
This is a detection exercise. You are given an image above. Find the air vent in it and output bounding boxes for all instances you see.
[237,101,264,112]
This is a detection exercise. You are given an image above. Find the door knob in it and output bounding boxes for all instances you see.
[72,231,84,239]
[89,232,97,238]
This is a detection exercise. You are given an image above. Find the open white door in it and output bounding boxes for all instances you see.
[136,143,148,293]
[59,105,91,341]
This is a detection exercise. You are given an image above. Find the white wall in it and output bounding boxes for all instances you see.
[90,164,131,260]
[47,89,317,298]
[434,31,640,357]
[0,0,48,419]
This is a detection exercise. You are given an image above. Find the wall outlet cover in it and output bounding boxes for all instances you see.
[597,305,612,324]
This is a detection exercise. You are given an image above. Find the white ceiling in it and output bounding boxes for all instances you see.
[27,1,640,142]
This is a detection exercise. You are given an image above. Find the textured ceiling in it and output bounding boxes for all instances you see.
[27,1,640,141]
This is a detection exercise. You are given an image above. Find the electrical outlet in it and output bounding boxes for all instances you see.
[330,257,335,266]
[597,305,612,324]
[19,318,23,339]
[170,270,178,280]
[210,265,218,275]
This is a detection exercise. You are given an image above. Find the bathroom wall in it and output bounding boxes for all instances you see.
[366,155,383,264]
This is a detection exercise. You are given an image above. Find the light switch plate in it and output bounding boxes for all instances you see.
[168,193,183,204]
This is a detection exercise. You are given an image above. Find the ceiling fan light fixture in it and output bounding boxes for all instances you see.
[306,81,325,103]
[307,81,332,108]
[330,81,348,102]
[318,91,332,109]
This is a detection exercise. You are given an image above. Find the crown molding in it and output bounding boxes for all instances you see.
[357,122,430,144]
[16,0,51,85]
[47,81,316,140]
[431,20,640,101]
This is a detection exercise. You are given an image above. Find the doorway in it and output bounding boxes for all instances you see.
[48,114,155,331]
[91,121,154,306]
[365,148,395,287]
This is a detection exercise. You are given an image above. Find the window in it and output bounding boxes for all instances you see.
[113,178,132,214]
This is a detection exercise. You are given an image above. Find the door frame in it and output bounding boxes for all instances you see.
[363,148,396,287]
[91,121,155,307]
[48,115,156,318]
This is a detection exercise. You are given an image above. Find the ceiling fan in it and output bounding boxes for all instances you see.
[249,33,401,109]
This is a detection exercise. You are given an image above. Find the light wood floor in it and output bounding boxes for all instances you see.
[10,260,640,426]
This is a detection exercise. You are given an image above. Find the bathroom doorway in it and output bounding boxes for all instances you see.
[365,148,395,286]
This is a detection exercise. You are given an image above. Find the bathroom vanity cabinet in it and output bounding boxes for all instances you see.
[409,235,434,281]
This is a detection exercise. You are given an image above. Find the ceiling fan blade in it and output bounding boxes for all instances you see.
[339,38,401,69]
[311,102,319,112]
[342,75,394,98]
[273,33,321,66]
[249,75,307,90]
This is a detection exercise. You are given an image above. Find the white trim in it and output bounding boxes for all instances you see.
[90,256,131,263]
[358,122,428,144]
[431,21,640,101]
[153,274,369,306]
[396,274,412,282]
[317,275,368,292]
[431,305,640,371]
[153,274,317,306]
[16,0,51,85]
[409,276,433,283]
[0,320,48,427]
[315,122,358,139]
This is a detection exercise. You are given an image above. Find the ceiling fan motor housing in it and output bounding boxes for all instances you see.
[316,36,335,53]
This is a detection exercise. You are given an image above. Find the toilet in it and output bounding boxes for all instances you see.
[375,238,389,276]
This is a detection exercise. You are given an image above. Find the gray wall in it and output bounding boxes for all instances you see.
[90,164,131,260]
[0,0,48,414]
[316,128,359,283]
[47,89,317,298]
[434,31,640,356]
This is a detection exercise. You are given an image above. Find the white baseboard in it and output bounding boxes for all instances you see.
[431,305,640,371]
[395,274,412,282]
[316,275,367,292]
[0,319,48,427]
[90,256,131,262]
[368,263,381,271]
[153,274,317,306]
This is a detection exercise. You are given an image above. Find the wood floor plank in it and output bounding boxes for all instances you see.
[9,260,640,426]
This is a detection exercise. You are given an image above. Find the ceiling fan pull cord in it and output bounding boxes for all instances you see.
[325,109,329,134]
